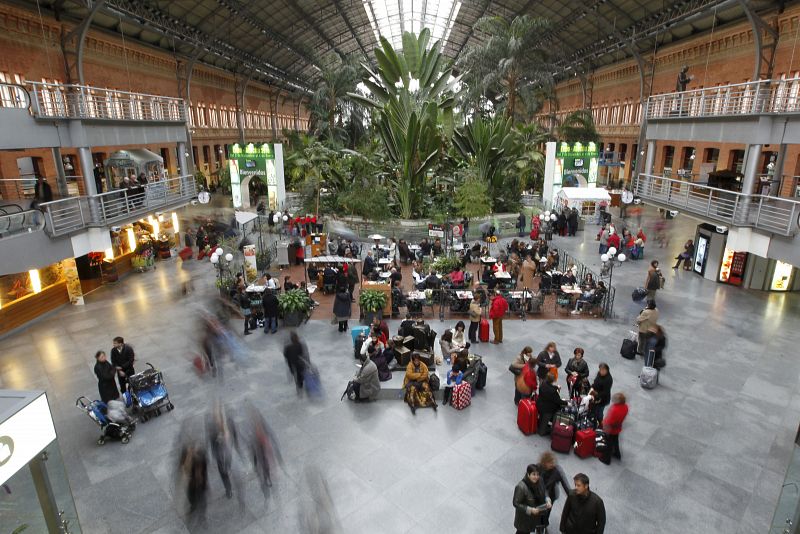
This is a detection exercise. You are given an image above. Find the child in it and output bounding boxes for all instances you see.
[442,365,463,406]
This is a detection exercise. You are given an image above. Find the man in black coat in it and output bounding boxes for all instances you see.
[560,473,606,534]
[94,350,120,403]
[568,208,579,236]
[283,332,309,392]
[110,336,136,393]
[34,176,53,203]
[536,373,566,436]
[363,251,376,278]
[262,289,279,334]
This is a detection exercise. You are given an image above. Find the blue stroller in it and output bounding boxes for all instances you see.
[126,362,174,422]
[76,397,135,445]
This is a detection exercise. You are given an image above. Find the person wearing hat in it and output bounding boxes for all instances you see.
[403,353,437,414]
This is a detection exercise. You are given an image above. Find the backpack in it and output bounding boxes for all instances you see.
[429,373,440,391]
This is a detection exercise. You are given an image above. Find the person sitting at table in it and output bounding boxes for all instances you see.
[581,273,597,291]
[425,270,441,290]
[363,251,376,278]
[562,270,577,286]
[470,241,482,258]
[389,267,402,285]
[398,239,411,263]
[284,276,297,291]
[481,265,495,289]
[492,261,507,274]
[403,353,437,414]
[480,244,490,257]
[307,264,320,282]
[419,238,432,259]
[265,273,278,290]
[322,265,337,286]
[537,239,548,257]
[432,238,443,257]
[572,281,606,315]
[411,263,425,289]
[448,265,465,288]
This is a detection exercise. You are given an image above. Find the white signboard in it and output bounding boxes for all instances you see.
[0,394,57,485]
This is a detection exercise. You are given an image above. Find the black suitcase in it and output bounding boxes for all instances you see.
[631,287,648,302]
[620,338,637,360]
[475,361,487,390]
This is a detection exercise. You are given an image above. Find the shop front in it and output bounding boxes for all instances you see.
[227,142,286,210]
[0,390,82,533]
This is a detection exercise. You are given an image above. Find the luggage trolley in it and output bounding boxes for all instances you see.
[127,362,174,422]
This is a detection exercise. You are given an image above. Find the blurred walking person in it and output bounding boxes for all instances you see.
[248,404,283,498]
[179,442,208,526]
[284,332,310,393]
[206,401,240,499]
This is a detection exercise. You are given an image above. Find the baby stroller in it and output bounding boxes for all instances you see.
[126,362,174,422]
[76,397,135,445]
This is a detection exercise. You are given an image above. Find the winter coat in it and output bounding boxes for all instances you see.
[403,361,429,388]
[468,301,482,322]
[536,381,565,415]
[513,477,548,532]
[603,402,629,436]
[536,350,562,379]
[94,360,120,403]
[636,308,659,333]
[521,259,536,290]
[539,463,571,502]
[262,292,279,318]
[591,373,613,407]
[565,357,590,381]
[489,295,509,319]
[354,358,380,400]
[560,490,606,534]
[110,344,135,373]
[333,291,351,319]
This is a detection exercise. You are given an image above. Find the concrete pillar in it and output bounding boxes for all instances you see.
[50,148,69,198]
[644,141,656,175]
[177,142,188,177]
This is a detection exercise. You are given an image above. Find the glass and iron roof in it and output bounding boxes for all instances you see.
[363,0,462,50]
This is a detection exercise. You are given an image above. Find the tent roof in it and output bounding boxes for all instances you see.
[304,255,361,264]
[234,211,259,225]
[557,187,611,202]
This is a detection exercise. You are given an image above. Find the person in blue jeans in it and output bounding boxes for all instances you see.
[261,289,279,334]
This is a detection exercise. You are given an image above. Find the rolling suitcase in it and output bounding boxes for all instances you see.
[620,331,637,360]
[451,382,472,410]
[574,428,597,458]
[631,287,647,302]
[594,430,610,462]
[479,318,490,342]
[640,349,659,389]
[517,397,538,435]
[474,361,487,390]
[550,413,575,453]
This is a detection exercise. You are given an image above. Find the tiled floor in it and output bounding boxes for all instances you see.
[2,204,799,533]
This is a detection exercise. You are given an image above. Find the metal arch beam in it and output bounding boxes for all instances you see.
[454,0,492,60]
[234,69,255,144]
[60,0,107,85]
[332,0,370,60]
[283,1,347,60]
[738,0,780,81]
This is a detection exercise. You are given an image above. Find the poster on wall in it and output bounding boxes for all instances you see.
[243,244,257,282]
[548,141,599,205]
[694,235,709,275]
[229,159,242,209]
[771,260,793,291]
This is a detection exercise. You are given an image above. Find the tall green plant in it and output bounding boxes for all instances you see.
[454,171,492,219]
[348,29,461,218]
[558,110,601,144]
[460,15,552,121]
[309,54,363,144]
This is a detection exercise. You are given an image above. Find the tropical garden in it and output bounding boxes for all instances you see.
[282,15,600,223]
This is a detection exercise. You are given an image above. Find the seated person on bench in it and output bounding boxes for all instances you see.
[571,281,606,315]
[360,332,385,356]
[349,351,380,402]
[403,352,437,414]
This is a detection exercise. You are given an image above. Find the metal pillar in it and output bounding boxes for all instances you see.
[293,96,301,132]
[177,142,188,176]
[77,147,97,196]
[51,147,69,197]
[234,72,252,145]
[771,143,788,196]
[270,92,279,140]
[176,57,198,175]
[739,0,779,81]
[742,144,763,195]
[29,453,62,534]
[60,0,106,85]
[644,141,656,175]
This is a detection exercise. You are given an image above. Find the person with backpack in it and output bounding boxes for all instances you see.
[644,260,664,302]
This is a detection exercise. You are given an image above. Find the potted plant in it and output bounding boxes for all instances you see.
[278,289,311,327]
[216,276,235,298]
[359,289,387,325]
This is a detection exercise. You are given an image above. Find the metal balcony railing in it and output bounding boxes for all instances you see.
[647,78,800,120]
[634,174,800,236]
[28,82,186,122]
[0,204,45,238]
[0,82,30,110]
[39,175,196,236]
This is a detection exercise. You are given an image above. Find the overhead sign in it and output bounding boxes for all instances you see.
[0,394,57,485]
[428,224,445,238]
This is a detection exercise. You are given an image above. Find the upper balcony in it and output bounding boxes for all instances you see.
[39,175,197,237]
[634,173,800,237]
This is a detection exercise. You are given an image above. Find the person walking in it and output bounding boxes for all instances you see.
[635,300,659,356]
[110,336,135,394]
[568,207,579,236]
[489,290,508,344]
[601,392,629,464]
[560,473,606,534]
[468,294,482,344]
[512,464,551,534]
[644,260,663,303]
[333,289,351,332]
[283,332,309,392]
[262,289,279,334]
[590,363,613,423]
[238,288,252,335]
[94,350,120,403]
[206,403,239,499]
[537,452,570,525]
[179,443,208,523]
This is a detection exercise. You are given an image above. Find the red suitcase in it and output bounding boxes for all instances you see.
[551,420,575,453]
[517,398,538,435]
[574,428,596,458]
[179,247,193,261]
[479,318,490,342]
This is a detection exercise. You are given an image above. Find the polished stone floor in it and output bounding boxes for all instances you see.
[2,204,799,534]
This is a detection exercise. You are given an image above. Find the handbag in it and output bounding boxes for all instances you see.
[429,373,440,391]
[508,364,522,375]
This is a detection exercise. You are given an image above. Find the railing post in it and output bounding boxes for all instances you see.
[731,195,741,224]
[30,84,41,116]
[705,189,713,218]
[754,197,763,228]
[79,199,86,227]
[99,196,108,223]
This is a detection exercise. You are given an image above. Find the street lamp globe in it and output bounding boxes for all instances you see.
[210,254,219,264]
[618,253,626,262]
[215,247,223,256]
[600,253,610,262]
[225,253,233,262]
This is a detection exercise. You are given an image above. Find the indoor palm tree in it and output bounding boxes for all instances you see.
[460,14,552,122]
[310,54,362,144]
[558,110,601,144]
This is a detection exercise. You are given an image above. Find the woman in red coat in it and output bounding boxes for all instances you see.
[601,392,629,464]
[530,216,540,240]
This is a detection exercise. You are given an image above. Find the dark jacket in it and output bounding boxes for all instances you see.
[513,477,548,532]
[94,360,119,403]
[262,292,279,318]
[646,332,666,361]
[592,373,613,407]
[333,291,352,319]
[560,490,606,534]
[110,344,135,372]
[283,340,308,375]
[538,463,570,502]
[565,357,590,381]
[363,256,376,275]
[536,381,566,415]
[536,350,562,379]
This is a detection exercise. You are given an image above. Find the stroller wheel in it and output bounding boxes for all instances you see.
[141,414,149,422]
[97,437,105,445]
[167,403,174,411]
[121,435,130,444]
[156,409,161,416]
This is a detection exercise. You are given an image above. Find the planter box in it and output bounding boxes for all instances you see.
[0,282,69,337]
[283,311,303,327]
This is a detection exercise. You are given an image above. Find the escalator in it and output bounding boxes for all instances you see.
[0,204,46,238]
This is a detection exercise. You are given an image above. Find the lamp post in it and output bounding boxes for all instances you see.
[600,247,626,288]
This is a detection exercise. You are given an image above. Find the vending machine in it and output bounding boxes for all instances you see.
[718,249,748,286]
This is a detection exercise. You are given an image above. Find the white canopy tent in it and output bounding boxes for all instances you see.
[555,187,611,212]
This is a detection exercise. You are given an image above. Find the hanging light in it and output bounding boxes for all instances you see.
[29,269,42,293]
